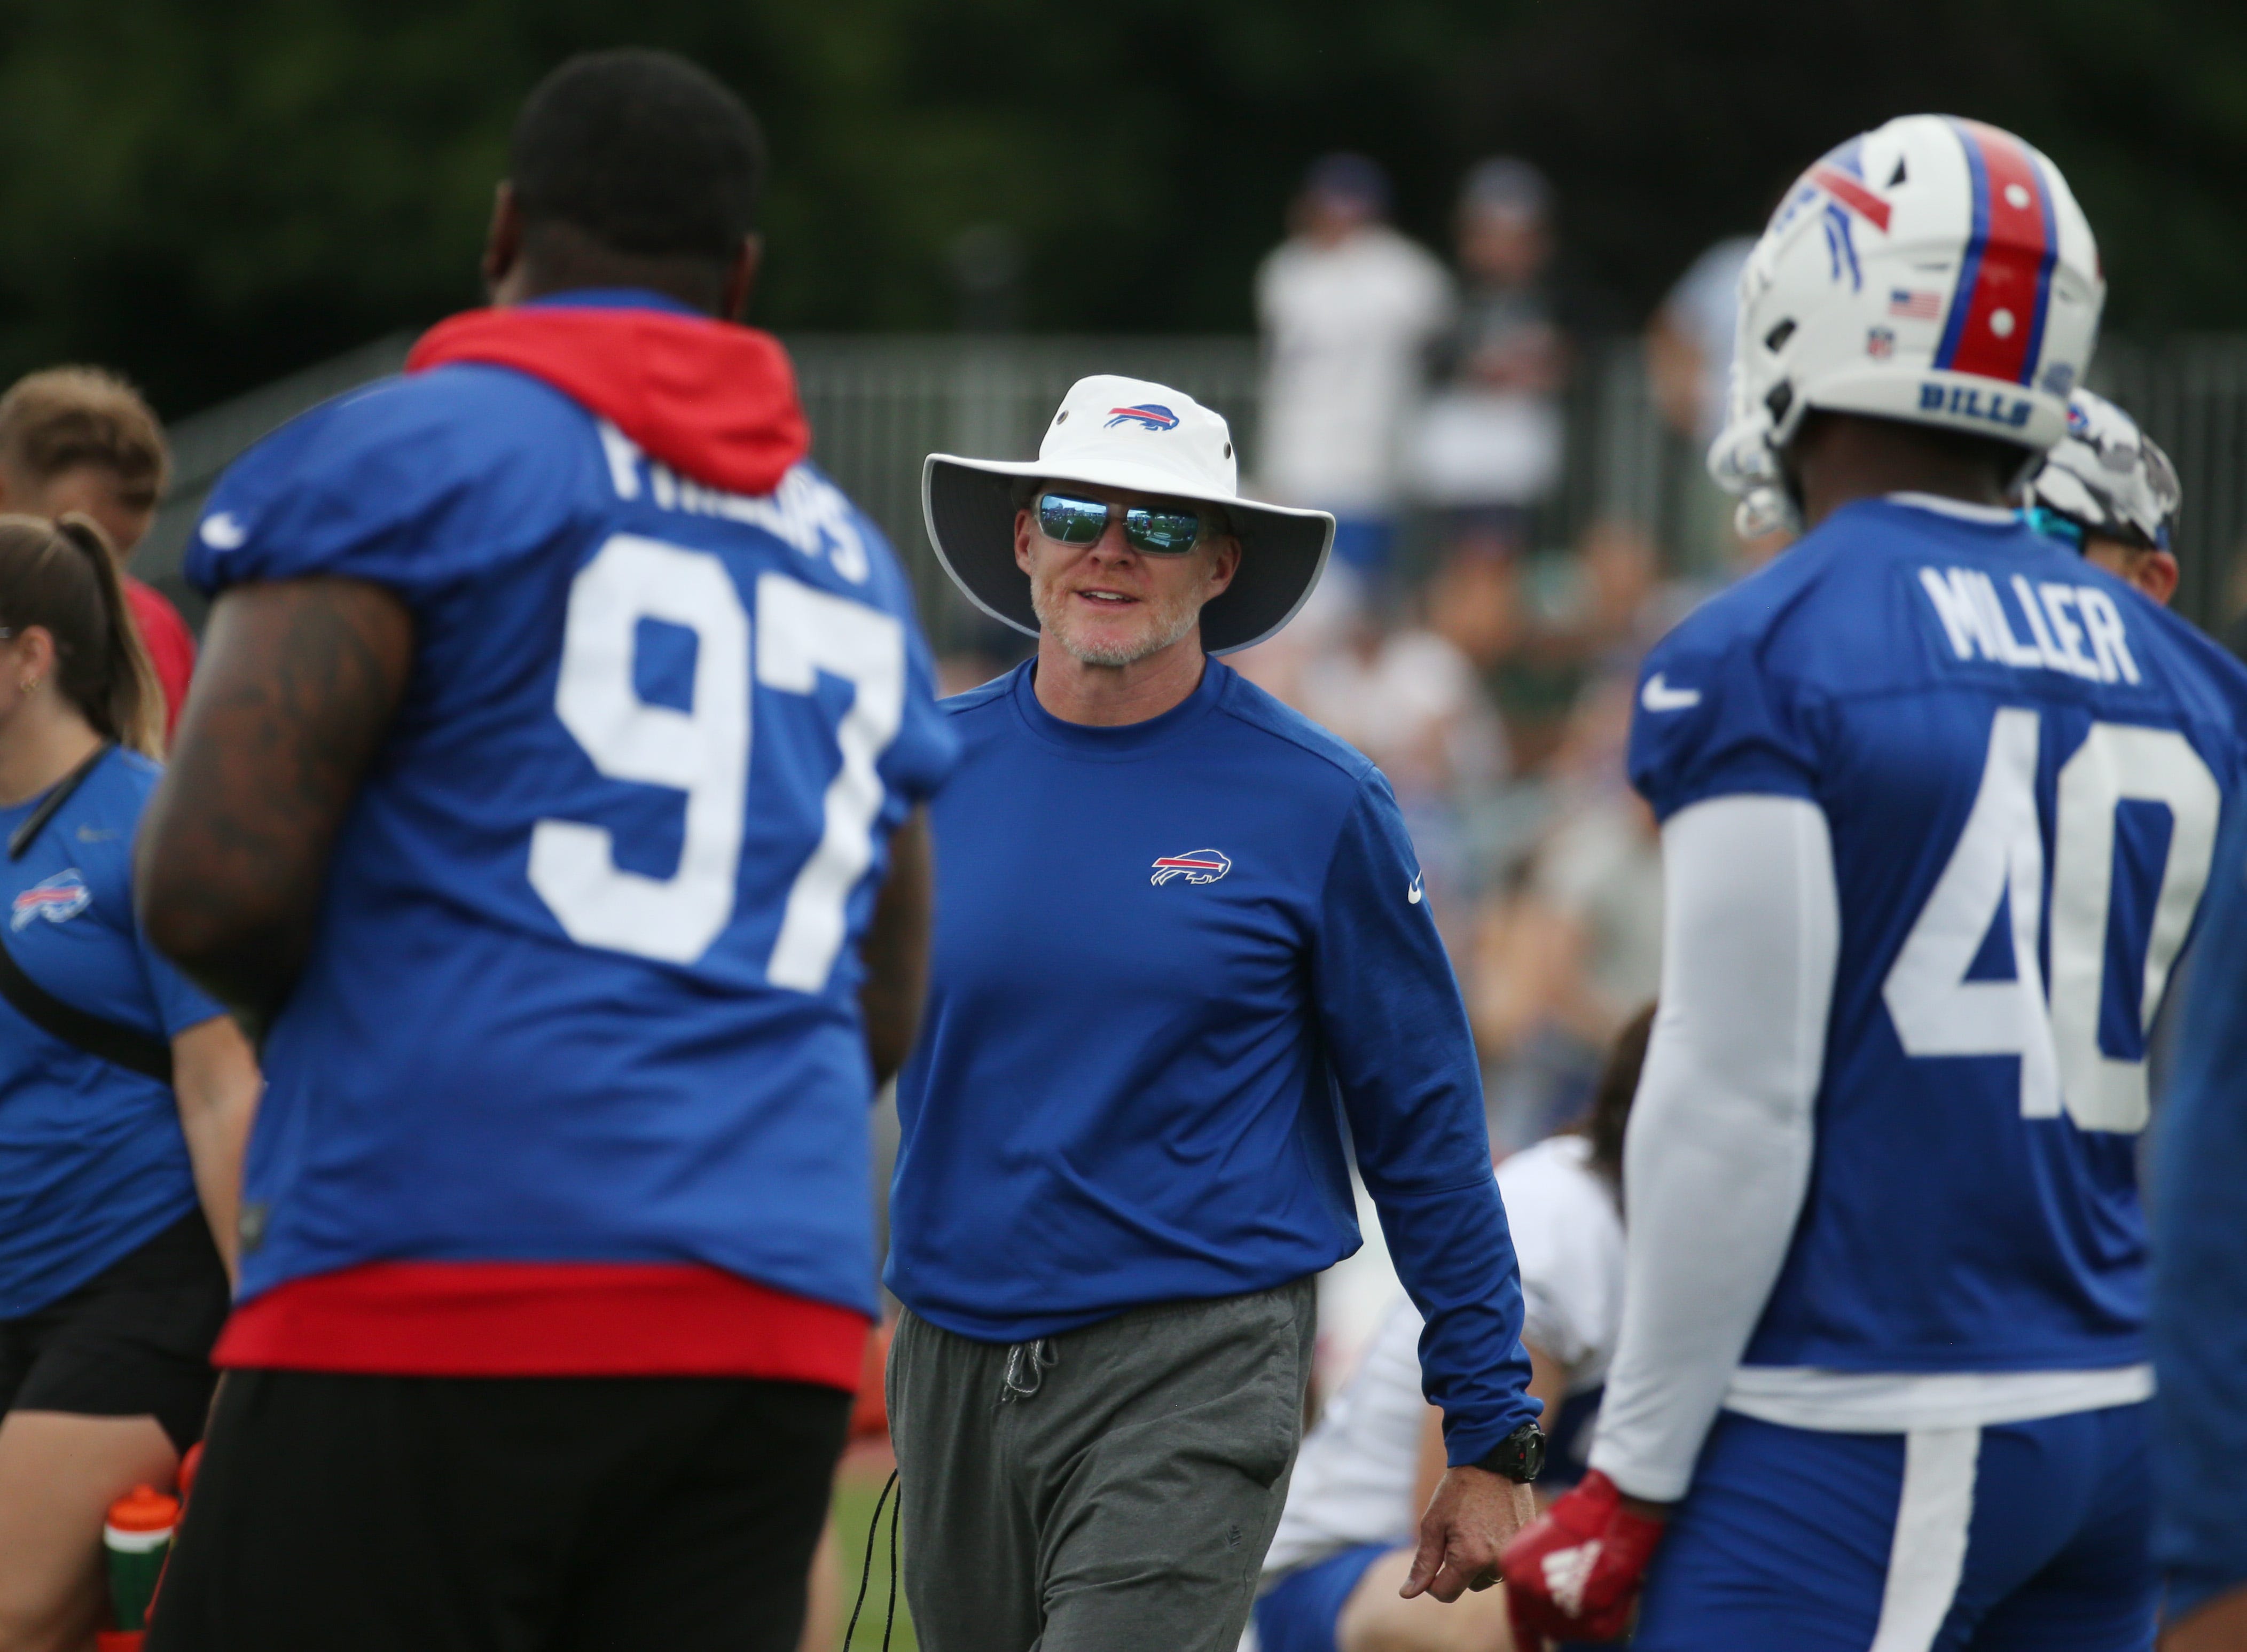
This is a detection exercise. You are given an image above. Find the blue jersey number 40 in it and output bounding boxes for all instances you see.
[1883,707,2220,1132]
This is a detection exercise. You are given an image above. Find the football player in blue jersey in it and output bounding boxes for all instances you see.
[133,51,955,1652]
[2149,741,2247,1652]
[2025,387,2182,608]
[1504,114,2247,1650]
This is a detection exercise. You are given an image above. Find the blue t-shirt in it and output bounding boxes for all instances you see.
[890,660,1538,1464]
[0,746,222,1317]
[187,304,956,1320]
[1630,495,2247,1374]
[2153,804,2247,1620]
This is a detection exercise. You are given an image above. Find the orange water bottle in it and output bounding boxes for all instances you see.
[101,1484,179,1645]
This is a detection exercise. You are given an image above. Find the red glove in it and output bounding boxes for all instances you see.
[1500,1469,1667,1643]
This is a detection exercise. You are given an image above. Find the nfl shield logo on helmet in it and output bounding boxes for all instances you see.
[1151,849,1231,887]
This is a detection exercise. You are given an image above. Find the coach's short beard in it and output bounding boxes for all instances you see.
[1031,576,1206,667]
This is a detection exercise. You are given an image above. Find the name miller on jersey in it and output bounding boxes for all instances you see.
[1916,563,2142,685]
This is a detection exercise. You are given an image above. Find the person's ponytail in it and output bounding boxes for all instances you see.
[46,515,162,757]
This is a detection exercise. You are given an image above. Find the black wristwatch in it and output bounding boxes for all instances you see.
[1473,1420,1547,1484]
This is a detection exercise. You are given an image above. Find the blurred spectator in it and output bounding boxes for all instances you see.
[1647,234,1767,577]
[1646,235,1755,446]
[1256,154,1453,591]
[1470,674,1661,1150]
[0,367,194,742]
[1295,607,1506,804]
[1412,159,1568,536]
[1476,515,1665,772]
[1296,596,1507,938]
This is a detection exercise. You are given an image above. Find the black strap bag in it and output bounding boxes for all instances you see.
[0,743,173,1084]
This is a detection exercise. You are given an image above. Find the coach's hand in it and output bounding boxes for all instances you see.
[1399,1465,1538,1602]
[1500,1469,1669,1642]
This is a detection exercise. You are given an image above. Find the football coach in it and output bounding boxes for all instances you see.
[886,375,1546,1650]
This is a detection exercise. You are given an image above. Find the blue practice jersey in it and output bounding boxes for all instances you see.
[0,747,222,1317]
[2152,803,2247,1620]
[189,316,956,1321]
[1631,496,2247,1374]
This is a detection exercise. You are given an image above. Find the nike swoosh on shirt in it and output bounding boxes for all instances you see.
[1407,873,1424,904]
[1641,673,1702,713]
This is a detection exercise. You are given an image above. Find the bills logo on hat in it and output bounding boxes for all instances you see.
[1105,404,1180,433]
[1151,849,1231,887]
[12,870,91,932]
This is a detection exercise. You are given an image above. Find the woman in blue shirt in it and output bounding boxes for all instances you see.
[0,515,257,1647]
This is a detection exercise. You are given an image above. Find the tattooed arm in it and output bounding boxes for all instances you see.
[136,578,415,1035]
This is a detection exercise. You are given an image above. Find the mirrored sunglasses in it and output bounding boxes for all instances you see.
[1037,491,1206,556]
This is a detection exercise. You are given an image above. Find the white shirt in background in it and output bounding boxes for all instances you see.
[1266,1136,1624,1578]
[1255,225,1454,514]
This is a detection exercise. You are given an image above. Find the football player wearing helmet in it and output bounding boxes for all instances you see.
[2025,387,2182,606]
[1504,115,2247,1650]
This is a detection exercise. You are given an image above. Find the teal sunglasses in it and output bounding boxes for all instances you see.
[1036,491,1207,556]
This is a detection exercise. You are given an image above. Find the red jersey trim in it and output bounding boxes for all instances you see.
[214,1262,868,1389]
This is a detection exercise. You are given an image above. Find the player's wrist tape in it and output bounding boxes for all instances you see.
[1500,1469,1667,1643]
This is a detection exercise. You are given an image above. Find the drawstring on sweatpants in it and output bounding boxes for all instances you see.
[844,1467,902,1651]
[999,1337,1058,1402]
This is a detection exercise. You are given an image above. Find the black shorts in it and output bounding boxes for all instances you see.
[0,1209,229,1453]
[147,1368,851,1652]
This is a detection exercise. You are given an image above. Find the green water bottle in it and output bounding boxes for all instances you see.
[103,1483,179,1635]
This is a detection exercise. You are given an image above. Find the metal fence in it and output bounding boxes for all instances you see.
[137,331,2247,642]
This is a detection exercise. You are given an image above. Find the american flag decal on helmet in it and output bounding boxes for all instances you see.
[1150,849,1231,887]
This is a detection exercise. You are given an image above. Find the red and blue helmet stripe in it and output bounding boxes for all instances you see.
[1934,119,2061,388]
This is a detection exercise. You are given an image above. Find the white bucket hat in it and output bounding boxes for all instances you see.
[922,374,1335,655]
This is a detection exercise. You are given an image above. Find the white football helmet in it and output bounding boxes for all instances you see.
[2026,387,2180,552]
[1710,115,2105,534]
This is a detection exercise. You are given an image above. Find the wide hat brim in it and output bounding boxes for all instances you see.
[922,453,1335,656]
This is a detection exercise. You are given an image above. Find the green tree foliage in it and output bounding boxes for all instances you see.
[0,0,2241,415]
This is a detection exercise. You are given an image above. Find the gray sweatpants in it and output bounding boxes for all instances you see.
[887,1279,1316,1652]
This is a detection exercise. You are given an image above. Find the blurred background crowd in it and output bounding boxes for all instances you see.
[9,5,2247,1640]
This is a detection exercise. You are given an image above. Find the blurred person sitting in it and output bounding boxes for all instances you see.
[1470,674,1660,1151]
[1476,516,1667,774]
[1254,1006,1651,1652]
[1412,160,1568,536]
[1256,154,1453,591]
[1646,237,1756,450]
[2023,387,2181,606]
[0,370,194,743]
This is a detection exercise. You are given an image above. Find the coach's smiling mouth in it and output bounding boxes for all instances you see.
[1075,588,1138,606]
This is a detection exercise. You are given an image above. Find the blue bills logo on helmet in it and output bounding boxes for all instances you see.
[1150,849,1231,887]
[12,870,90,932]
[1105,404,1180,433]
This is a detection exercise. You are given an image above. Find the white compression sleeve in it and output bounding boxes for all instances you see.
[1586,793,1841,1502]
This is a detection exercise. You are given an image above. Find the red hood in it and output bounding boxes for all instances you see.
[406,304,811,497]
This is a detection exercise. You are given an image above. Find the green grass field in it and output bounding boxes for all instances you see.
[829,1460,918,1651]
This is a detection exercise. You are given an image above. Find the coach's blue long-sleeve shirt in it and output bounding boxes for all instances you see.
[2155,802,2247,1623]
[889,659,1539,1465]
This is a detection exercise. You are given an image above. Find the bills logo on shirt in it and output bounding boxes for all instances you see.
[1151,849,1231,887]
[12,870,91,932]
